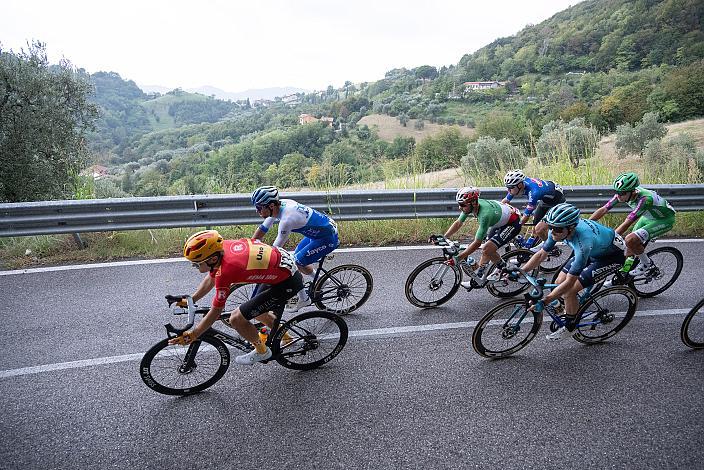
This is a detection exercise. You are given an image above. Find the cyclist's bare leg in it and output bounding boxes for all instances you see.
[478,241,502,266]
[625,232,645,257]
[255,311,277,330]
[229,309,266,352]
[297,263,315,276]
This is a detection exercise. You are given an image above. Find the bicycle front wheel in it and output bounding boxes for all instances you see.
[486,249,536,298]
[573,286,638,344]
[140,335,230,395]
[472,299,542,358]
[405,257,461,308]
[313,264,373,314]
[540,243,572,273]
[628,246,683,298]
[681,298,704,349]
[274,310,349,370]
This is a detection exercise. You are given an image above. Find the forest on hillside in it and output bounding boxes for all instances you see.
[2,0,703,202]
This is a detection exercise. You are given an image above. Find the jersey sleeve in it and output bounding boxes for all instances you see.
[523,190,536,216]
[457,212,468,223]
[505,192,514,202]
[601,195,619,213]
[211,281,230,309]
[541,233,556,252]
[272,219,293,247]
[259,216,276,233]
[568,238,593,276]
[627,196,649,221]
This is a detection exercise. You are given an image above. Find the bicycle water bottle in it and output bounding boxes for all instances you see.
[525,236,536,248]
[466,256,477,268]
[258,326,269,344]
[620,256,636,273]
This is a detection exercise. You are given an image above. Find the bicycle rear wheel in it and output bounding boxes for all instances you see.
[472,299,542,358]
[628,246,683,298]
[140,335,230,395]
[313,264,373,314]
[573,287,638,344]
[219,283,258,326]
[405,257,461,308]
[681,298,704,349]
[273,310,348,370]
[487,249,536,298]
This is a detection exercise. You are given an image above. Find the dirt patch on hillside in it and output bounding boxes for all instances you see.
[358,114,476,142]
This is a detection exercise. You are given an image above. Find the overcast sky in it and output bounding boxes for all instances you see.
[2,0,579,93]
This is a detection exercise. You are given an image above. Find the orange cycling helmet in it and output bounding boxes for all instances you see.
[183,230,224,262]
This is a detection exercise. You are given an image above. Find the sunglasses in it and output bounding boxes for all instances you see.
[506,185,519,190]
[549,226,568,234]
[255,204,269,212]
[616,191,631,196]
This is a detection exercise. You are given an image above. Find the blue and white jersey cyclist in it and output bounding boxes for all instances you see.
[251,186,339,311]
[517,203,626,342]
[501,169,566,247]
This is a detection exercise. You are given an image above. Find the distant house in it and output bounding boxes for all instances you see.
[252,99,273,108]
[282,94,301,106]
[320,116,334,127]
[566,71,586,76]
[82,165,108,180]
[463,81,506,92]
[299,113,319,124]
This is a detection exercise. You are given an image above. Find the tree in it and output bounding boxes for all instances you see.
[0,42,98,201]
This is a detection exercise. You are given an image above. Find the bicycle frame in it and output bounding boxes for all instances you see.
[428,235,503,286]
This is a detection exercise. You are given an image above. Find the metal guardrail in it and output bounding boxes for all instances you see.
[1,184,703,237]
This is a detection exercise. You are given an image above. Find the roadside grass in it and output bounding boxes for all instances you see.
[2,212,702,270]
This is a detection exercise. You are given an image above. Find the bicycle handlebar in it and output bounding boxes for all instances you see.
[165,295,197,337]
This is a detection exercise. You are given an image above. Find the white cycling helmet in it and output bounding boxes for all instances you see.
[251,186,279,206]
[455,186,480,205]
[504,169,526,188]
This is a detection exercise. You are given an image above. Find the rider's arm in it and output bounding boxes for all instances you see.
[501,191,513,205]
[252,217,276,241]
[590,195,618,221]
[615,217,636,236]
[188,305,225,339]
[521,249,549,272]
[458,238,482,261]
[191,274,215,303]
[444,220,464,239]
[544,274,579,303]
[272,221,292,248]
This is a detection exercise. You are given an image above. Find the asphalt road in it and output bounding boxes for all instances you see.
[1,241,702,469]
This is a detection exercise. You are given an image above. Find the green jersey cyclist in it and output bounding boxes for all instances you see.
[443,186,522,288]
[589,172,676,278]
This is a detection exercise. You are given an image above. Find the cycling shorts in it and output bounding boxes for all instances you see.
[631,215,675,244]
[486,220,522,249]
[238,271,304,320]
[532,191,566,223]
[294,234,339,266]
[561,248,625,288]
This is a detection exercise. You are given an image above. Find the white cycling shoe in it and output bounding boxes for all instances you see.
[628,262,652,278]
[285,296,312,313]
[546,326,575,341]
[235,347,272,365]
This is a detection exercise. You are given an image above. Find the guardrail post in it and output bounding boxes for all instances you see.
[72,233,86,249]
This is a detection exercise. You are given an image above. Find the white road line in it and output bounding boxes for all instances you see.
[2,238,701,276]
[0,308,691,379]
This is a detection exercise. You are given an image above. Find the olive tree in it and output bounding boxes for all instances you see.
[0,41,98,202]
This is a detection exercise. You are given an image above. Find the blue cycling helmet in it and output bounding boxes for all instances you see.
[544,203,581,228]
[251,186,279,206]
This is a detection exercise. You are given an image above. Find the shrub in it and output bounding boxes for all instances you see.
[461,136,526,184]
[536,118,600,168]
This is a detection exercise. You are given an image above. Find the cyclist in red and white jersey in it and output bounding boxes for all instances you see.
[168,230,303,365]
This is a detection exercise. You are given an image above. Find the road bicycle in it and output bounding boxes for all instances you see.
[503,223,572,273]
[472,269,638,358]
[550,242,683,298]
[404,235,537,308]
[681,297,704,349]
[140,296,348,395]
[224,254,373,317]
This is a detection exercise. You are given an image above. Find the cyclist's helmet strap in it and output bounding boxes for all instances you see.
[544,203,581,228]
[613,172,639,192]
[504,169,526,187]
[456,186,480,204]
[251,186,279,206]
